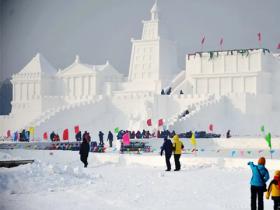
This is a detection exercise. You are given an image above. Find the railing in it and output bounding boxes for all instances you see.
[27,95,103,127]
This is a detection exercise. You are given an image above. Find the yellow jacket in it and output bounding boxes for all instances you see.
[172,135,184,155]
[266,177,280,199]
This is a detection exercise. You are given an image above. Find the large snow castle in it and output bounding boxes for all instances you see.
[1,2,280,138]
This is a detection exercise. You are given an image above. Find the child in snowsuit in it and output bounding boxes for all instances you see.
[248,157,270,210]
[172,135,184,171]
[266,170,280,210]
[160,136,173,171]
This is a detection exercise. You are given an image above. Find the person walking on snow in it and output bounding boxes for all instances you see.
[248,157,270,210]
[99,131,104,146]
[266,170,280,210]
[79,135,90,168]
[160,136,173,171]
[107,131,114,147]
[172,135,184,171]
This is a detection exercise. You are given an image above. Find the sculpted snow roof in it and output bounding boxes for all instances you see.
[57,55,121,77]
[18,53,57,76]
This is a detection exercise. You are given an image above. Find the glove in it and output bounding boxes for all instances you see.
[265,193,269,199]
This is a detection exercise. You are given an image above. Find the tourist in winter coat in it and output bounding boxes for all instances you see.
[266,170,280,210]
[79,138,90,168]
[172,135,184,171]
[99,131,104,146]
[75,131,82,141]
[248,157,270,210]
[50,131,55,141]
[160,136,173,171]
[107,131,114,147]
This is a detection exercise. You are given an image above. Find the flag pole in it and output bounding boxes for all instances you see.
[258,32,262,49]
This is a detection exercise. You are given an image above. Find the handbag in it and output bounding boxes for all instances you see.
[256,166,268,192]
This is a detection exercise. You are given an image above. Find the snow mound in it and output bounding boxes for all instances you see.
[0,160,99,195]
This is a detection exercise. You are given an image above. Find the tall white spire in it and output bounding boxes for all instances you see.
[150,0,159,20]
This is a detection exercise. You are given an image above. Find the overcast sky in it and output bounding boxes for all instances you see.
[0,0,279,81]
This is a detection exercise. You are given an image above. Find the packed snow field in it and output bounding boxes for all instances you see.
[0,138,279,210]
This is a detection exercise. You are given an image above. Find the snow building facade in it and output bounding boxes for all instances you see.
[1,1,280,138]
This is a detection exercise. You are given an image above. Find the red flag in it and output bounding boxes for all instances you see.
[201,36,205,45]
[7,130,11,138]
[277,43,280,49]
[74,125,79,134]
[43,132,48,140]
[158,119,164,127]
[63,129,69,140]
[209,124,213,132]
[220,38,223,46]
[147,119,152,126]
[257,32,261,42]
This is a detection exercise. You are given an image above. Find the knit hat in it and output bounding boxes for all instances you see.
[258,157,266,165]
[173,135,179,142]
[274,170,280,176]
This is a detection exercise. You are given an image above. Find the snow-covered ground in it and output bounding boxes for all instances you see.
[0,138,279,210]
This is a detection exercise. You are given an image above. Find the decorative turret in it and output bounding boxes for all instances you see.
[150,0,159,20]
[75,55,80,63]
[127,1,179,91]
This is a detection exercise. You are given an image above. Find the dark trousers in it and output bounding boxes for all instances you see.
[109,140,113,147]
[273,197,280,210]
[174,154,181,170]
[80,155,88,168]
[251,186,264,210]
[165,154,172,170]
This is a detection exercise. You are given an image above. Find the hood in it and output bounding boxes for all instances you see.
[173,135,180,143]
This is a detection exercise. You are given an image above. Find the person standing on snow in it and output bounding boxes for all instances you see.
[107,131,114,147]
[99,131,104,146]
[248,157,270,210]
[79,134,90,168]
[266,170,280,210]
[160,136,173,171]
[172,135,184,171]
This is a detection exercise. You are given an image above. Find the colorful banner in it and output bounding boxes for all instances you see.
[190,133,197,147]
[208,124,213,132]
[43,132,48,140]
[74,125,80,134]
[265,132,272,149]
[29,127,35,140]
[158,119,163,127]
[7,130,11,138]
[114,127,119,134]
[147,119,152,126]
[63,129,69,140]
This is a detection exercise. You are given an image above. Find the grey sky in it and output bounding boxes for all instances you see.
[0,0,279,81]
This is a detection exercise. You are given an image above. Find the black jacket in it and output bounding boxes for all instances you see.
[79,141,90,156]
[161,139,173,156]
[107,132,113,141]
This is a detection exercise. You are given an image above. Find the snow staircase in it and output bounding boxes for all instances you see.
[27,96,104,128]
[166,94,219,128]
[163,71,185,94]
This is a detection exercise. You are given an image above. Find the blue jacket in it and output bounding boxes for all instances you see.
[161,138,173,156]
[248,162,270,187]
